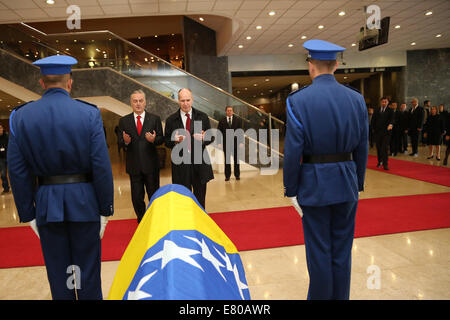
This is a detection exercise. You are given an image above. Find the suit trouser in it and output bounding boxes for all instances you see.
[38,221,102,300]
[130,172,159,223]
[410,130,419,154]
[224,145,240,179]
[301,201,358,300]
[375,133,390,166]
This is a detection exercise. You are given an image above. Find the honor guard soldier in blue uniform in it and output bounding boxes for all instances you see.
[7,55,114,300]
[283,40,368,300]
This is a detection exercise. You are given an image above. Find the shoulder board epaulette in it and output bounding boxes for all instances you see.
[13,101,33,112]
[288,85,309,97]
[344,84,361,94]
[10,101,33,137]
[75,99,98,108]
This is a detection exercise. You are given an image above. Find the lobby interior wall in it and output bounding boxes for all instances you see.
[406,48,450,108]
[182,16,231,93]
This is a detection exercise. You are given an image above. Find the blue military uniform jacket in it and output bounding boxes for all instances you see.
[283,74,368,206]
[8,88,114,226]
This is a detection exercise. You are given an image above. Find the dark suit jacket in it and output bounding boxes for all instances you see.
[372,106,395,137]
[217,115,244,147]
[164,107,214,185]
[118,111,163,175]
[409,106,425,131]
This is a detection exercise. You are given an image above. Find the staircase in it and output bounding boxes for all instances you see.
[0,23,284,169]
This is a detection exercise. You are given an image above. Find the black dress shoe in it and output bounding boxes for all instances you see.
[427,156,434,159]
[235,177,240,180]
[436,157,441,161]
[225,177,230,181]
[383,166,390,171]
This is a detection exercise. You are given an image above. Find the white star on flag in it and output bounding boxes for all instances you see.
[141,239,203,271]
[127,270,157,300]
[184,235,226,280]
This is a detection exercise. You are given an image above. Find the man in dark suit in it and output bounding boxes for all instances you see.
[408,97,424,157]
[372,97,394,170]
[164,88,214,209]
[398,103,410,154]
[118,89,163,223]
[217,106,244,181]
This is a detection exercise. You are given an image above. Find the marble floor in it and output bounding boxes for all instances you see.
[0,145,449,300]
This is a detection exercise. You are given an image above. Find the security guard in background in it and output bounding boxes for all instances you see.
[7,55,114,300]
[283,40,368,300]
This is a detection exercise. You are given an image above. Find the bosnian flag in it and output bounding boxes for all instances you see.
[108,184,251,300]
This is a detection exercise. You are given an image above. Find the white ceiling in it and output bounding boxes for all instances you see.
[0,0,448,56]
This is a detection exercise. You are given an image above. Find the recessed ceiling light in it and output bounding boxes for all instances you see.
[246,36,252,40]
[411,42,416,45]
[244,88,248,90]
[351,43,356,47]
[46,0,55,4]
[338,11,346,16]
[253,83,258,86]
[256,25,262,30]
[265,78,270,82]
[395,25,400,29]
[288,44,294,47]
[425,11,433,16]
[436,34,442,38]
[318,25,324,29]
[268,11,276,16]
[238,45,244,49]
[301,35,307,40]
[199,17,204,21]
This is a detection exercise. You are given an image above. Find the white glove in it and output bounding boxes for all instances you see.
[100,215,108,239]
[29,219,40,239]
[289,196,303,218]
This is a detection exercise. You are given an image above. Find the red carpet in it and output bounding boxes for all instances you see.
[367,155,450,187]
[1,192,449,268]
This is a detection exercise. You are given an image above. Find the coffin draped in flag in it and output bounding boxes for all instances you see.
[108,184,251,300]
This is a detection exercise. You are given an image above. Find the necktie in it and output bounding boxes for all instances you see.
[185,113,191,133]
[185,113,191,151]
[136,115,142,135]
[228,117,232,127]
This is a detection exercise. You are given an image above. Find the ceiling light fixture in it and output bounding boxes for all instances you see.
[338,11,345,16]
[301,35,307,40]
[199,17,204,21]
[256,25,262,30]
[436,34,442,37]
[351,43,356,46]
[318,25,324,29]
[395,25,400,29]
[46,0,55,4]
[269,11,276,16]
[246,36,252,40]
[411,42,416,45]
[238,45,244,49]
[425,11,432,16]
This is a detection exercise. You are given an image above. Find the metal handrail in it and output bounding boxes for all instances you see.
[18,22,285,126]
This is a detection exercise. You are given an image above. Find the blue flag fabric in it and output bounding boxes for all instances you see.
[108,184,250,300]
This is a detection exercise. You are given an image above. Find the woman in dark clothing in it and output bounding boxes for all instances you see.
[424,106,445,161]
[443,109,450,166]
